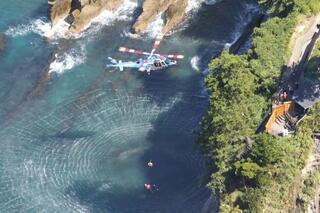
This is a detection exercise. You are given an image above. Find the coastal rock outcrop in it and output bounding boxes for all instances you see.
[50,0,72,27]
[133,0,188,34]
[69,0,122,34]
[49,0,193,36]
[49,0,122,34]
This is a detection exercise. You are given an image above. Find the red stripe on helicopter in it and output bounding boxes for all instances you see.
[119,47,151,55]
[164,54,184,59]
[156,33,164,40]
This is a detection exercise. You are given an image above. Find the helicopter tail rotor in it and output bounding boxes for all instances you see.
[106,57,124,72]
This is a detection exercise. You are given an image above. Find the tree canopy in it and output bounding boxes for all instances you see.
[198,0,320,211]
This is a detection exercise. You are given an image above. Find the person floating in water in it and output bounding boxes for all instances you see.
[147,160,153,168]
[144,183,159,192]
[144,183,152,191]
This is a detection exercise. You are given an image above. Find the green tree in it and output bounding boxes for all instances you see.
[234,160,262,179]
[259,0,295,15]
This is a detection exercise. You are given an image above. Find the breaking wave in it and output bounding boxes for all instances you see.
[224,2,260,49]
[144,13,165,38]
[145,0,221,37]
[191,56,201,71]
[4,18,68,39]
[77,0,137,38]
[186,0,223,13]
[49,45,86,74]
[186,0,207,13]
[205,0,223,5]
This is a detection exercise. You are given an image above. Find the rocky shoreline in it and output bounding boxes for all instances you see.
[200,9,265,213]
[133,0,188,34]
[49,0,193,37]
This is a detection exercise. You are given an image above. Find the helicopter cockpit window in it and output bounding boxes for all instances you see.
[154,60,162,67]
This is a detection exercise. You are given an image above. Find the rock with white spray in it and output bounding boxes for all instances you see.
[48,0,207,37]
[50,0,72,27]
[133,0,188,35]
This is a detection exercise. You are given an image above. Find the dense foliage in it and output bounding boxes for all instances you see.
[259,0,320,15]
[299,171,320,211]
[199,0,320,212]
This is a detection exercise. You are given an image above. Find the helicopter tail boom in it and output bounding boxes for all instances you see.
[106,57,124,71]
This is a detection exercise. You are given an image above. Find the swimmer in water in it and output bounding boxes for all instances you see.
[144,184,159,192]
[144,184,152,191]
[147,160,153,168]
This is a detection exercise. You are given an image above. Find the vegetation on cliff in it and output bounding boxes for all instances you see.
[259,0,320,15]
[199,0,320,212]
[299,171,320,211]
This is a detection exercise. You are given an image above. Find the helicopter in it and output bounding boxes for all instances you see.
[106,33,184,75]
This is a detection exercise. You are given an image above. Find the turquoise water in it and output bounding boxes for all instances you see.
[0,0,257,212]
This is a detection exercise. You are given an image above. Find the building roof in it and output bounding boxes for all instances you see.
[293,78,320,109]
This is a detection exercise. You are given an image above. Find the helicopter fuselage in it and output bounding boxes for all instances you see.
[107,55,177,73]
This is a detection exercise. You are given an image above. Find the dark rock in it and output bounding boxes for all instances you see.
[0,33,5,52]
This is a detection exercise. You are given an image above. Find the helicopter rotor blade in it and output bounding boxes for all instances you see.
[118,47,151,56]
[149,33,164,58]
[160,54,184,59]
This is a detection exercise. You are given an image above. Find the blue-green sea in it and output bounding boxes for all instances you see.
[0,0,257,212]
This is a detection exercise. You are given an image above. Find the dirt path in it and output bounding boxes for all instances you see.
[287,15,320,213]
[288,14,320,67]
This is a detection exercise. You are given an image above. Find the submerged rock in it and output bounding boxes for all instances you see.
[0,33,5,52]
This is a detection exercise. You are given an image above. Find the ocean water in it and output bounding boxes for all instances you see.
[0,0,257,212]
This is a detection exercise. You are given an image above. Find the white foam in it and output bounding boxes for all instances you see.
[5,18,70,39]
[224,31,241,49]
[224,2,260,49]
[144,13,165,38]
[44,20,70,39]
[73,0,138,38]
[191,56,201,71]
[96,0,137,24]
[186,0,205,13]
[186,0,223,13]
[49,45,86,74]
[205,0,222,5]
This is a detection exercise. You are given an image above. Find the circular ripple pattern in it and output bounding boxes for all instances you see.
[0,87,208,213]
